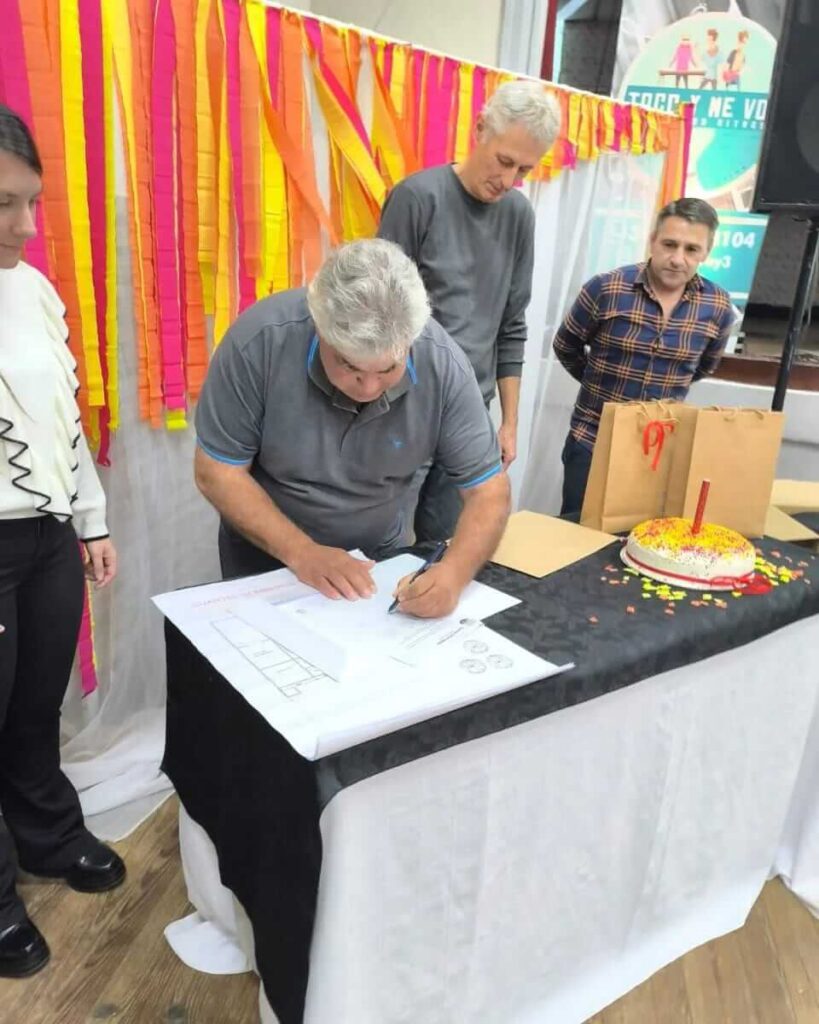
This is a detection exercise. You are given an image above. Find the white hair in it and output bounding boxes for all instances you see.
[307,239,431,362]
[482,80,560,151]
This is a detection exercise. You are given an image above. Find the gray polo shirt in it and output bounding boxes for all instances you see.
[195,288,501,556]
[377,164,535,404]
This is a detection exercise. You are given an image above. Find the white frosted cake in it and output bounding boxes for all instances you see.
[621,517,756,590]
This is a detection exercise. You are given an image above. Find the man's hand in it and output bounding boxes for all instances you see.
[392,561,467,619]
[83,538,118,588]
[289,544,376,601]
[497,422,518,469]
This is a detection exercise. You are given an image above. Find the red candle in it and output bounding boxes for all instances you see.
[692,479,711,535]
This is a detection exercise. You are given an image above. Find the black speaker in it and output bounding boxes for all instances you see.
[752,0,819,214]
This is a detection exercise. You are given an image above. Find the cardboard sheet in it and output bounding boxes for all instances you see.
[765,505,819,547]
[770,479,819,515]
[490,511,618,578]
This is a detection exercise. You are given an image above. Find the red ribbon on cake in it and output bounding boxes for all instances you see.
[624,551,773,593]
[642,419,675,471]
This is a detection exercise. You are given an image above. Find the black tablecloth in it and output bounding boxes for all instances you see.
[162,536,819,1024]
[795,511,819,533]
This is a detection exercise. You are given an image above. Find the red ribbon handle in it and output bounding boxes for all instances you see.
[642,419,675,471]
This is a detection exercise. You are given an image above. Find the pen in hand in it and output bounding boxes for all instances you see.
[388,540,448,614]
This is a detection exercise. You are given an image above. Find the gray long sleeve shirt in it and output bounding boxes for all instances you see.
[377,165,535,405]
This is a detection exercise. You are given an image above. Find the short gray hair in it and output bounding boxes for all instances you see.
[307,239,431,361]
[482,80,560,151]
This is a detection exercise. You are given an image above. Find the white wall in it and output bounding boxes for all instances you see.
[309,0,503,67]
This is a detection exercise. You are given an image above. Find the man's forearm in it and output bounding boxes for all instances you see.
[444,474,511,584]
[194,452,313,564]
[497,376,521,427]
[553,329,588,381]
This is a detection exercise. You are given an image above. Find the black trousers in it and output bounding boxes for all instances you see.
[413,461,463,544]
[560,433,594,520]
[413,398,494,544]
[218,523,285,580]
[0,517,95,928]
[217,521,405,581]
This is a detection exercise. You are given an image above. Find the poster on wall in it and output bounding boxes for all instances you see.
[615,2,780,310]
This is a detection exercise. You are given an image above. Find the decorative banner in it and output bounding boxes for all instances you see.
[617,8,778,309]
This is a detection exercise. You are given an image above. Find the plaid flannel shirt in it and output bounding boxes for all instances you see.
[553,262,734,450]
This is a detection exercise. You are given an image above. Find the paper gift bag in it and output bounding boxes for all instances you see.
[580,400,679,534]
[664,407,785,537]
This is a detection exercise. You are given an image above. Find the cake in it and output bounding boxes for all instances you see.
[621,517,756,591]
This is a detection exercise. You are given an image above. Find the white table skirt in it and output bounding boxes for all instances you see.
[774,673,819,917]
[167,614,819,1024]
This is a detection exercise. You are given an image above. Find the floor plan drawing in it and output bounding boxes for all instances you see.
[211,615,333,699]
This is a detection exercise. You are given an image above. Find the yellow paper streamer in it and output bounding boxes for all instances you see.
[165,408,188,430]
[212,1,235,344]
[631,106,643,154]
[247,5,289,295]
[60,0,104,409]
[195,0,217,312]
[109,0,152,413]
[454,62,474,165]
[101,0,119,429]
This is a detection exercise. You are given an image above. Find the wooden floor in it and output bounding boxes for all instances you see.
[0,796,258,1024]
[2,797,819,1023]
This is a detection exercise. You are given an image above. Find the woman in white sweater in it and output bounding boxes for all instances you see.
[0,105,125,978]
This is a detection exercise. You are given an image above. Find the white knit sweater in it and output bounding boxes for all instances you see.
[0,261,108,539]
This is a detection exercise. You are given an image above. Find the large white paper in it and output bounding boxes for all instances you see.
[233,554,521,680]
[154,558,571,760]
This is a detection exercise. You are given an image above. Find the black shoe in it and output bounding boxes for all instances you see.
[23,842,126,894]
[0,919,50,978]
[63,844,126,893]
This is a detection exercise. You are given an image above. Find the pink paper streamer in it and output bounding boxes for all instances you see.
[612,104,625,152]
[223,0,256,312]
[411,48,425,153]
[78,0,111,459]
[266,5,281,107]
[77,575,99,697]
[471,65,487,130]
[423,55,456,167]
[151,0,186,409]
[175,113,189,374]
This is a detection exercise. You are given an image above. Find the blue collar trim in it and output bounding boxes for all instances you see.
[307,335,319,370]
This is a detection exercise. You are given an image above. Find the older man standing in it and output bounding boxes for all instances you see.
[378,79,560,542]
[194,239,510,619]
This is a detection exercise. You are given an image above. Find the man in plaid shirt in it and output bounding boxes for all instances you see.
[553,197,735,516]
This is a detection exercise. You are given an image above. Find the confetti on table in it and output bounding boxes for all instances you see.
[599,547,814,621]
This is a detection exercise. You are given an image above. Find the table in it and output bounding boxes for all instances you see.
[658,68,706,88]
[774,513,819,916]
[162,538,819,1024]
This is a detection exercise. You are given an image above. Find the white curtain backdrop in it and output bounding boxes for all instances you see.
[514,150,663,512]
[59,201,220,837]
[498,0,550,76]
[59,111,219,839]
[55,75,671,841]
